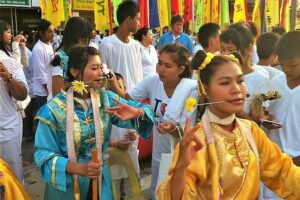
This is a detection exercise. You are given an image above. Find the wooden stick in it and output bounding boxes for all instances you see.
[91,148,99,200]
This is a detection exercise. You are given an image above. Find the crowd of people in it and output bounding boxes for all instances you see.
[1,0,300,199]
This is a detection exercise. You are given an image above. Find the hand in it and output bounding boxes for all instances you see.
[125,130,138,141]
[104,98,143,120]
[111,139,131,150]
[0,62,11,81]
[157,122,176,134]
[260,113,282,129]
[176,117,202,169]
[13,34,26,44]
[82,161,101,179]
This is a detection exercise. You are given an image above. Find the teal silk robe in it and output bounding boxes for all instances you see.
[34,89,153,200]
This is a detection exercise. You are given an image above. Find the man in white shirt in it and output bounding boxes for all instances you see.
[32,19,54,110]
[89,29,100,51]
[99,0,143,90]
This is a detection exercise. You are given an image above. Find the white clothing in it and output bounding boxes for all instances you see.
[243,70,271,114]
[268,73,300,157]
[252,64,270,79]
[23,48,35,98]
[251,44,259,65]
[89,40,99,51]
[109,126,140,180]
[193,43,203,54]
[99,34,143,89]
[0,51,28,142]
[53,34,62,51]
[95,34,102,45]
[32,40,54,99]
[128,74,198,199]
[139,42,158,78]
[255,64,283,79]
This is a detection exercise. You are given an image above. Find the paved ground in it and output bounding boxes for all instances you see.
[22,140,152,200]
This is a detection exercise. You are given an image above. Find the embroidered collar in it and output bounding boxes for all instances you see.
[207,108,235,125]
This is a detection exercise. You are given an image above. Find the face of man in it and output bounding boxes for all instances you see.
[172,21,183,35]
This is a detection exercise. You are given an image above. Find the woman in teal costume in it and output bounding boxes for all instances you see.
[34,46,154,200]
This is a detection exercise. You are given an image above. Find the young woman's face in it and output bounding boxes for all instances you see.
[82,55,104,88]
[206,62,247,118]
[2,28,12,45]
[143,30,153,44]
[279,57,300,81]
[156,52,184,84]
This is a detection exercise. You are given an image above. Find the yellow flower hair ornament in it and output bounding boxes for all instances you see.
[71,80,88,95]
[185,97,197,112]
[226,54,239,64]
[199,52,215,70]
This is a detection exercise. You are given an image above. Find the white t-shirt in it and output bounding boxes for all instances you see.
[255,64,283,79]
[89,40,99,51]
[32,40,54,98]
[109,126,140,180]
[128,75,198,163]
[252,64,270,79]
[251,44,259,65]
[243,70,271,113]
[268,73,300,157]
[99,34,143,90]
[139,42,158,78]
[0,51,28,142]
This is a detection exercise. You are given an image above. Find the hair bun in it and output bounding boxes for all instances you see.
[51,54,61,66]
[191,50,211,70]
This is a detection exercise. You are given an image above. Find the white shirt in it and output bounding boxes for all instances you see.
[32,40,54,98]
[251,44,259,65]
[99,34,143,89]
[128,75,198,163]
[89,40,99,51]
[139,42,158,78]
[268,74,300,157]
[23,48,35,98]
[255,64,283,79]
[0,51,28,142]
[243,70,271,113]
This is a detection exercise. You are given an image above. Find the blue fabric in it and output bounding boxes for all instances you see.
[157,31,194,54]
[149,0,160,28]
[34,88,153,200]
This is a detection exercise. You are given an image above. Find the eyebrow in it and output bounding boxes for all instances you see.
[218,74,244,80]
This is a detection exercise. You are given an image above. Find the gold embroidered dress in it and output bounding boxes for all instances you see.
[157,118,300,200]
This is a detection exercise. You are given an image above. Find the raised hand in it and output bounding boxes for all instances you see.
[176,117,202,168]
[157,121,176,134]
[104,98,143,121]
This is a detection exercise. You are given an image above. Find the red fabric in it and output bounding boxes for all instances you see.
[170,0,180,16]
[139,0,149,27]
[108,0,113,34]
[280,0,289,27]
[183,0,192,21]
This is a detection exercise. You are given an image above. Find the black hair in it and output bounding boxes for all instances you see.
[133,26,150,41]
[243,21,258,38]
[256,32,280,60]
[56,17,92,53]
[220,23,253,54]
[197,23,220,48]
[171,15,184,26]
[271,26,286,36]
[0,20,12,56]
[159,43,191,78]
[275,30,300,60]
[117,0,140,25]
[35,19,52,43]
[67,46,100,82]
[114,72,124,80]
[191,50,236,86]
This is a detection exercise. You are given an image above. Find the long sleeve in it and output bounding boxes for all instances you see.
[32,48,48,85]
[252,122,300,199]
[107,91,154,140]
[34,106,70,192]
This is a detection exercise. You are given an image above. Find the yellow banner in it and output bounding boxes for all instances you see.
[40,0,47,19]
[211,0,219,23]
[46,0,65,27]
[94,0,109,31]
[158,0,169,28]
[73,0,93,11]
[252,0,261,32]
[202,0,211,24]
[233,0,246,22]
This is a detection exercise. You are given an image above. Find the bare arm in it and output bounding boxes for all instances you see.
[52,75,65,96]
[6,79,27,100]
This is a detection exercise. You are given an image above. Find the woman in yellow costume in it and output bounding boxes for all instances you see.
[156,50,300,200]
[0,159,30,200]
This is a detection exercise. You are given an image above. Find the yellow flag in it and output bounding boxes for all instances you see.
[40,0,47,19]
[158,0,169,28]
[252,0,261,32]
[68,0,72,18]
[284,0,291,31]
[265,0,278,31]
[202,0,211,24]
[94,0,109,31]
[211,0,220,24]
[46,0,65,27]
[179,0,184,16]
[233,0,246,22]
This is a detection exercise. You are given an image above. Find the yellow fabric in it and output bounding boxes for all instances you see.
[46,0,65,27]
[157,118,300,200]
[211,0,220,24]
[233,0,246,23]
[202,0,211,24]
[265,0,280,31]
[39,0,47,19]
[0,159,31,200]
[158,0,169,29]
[94,0,110,32]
